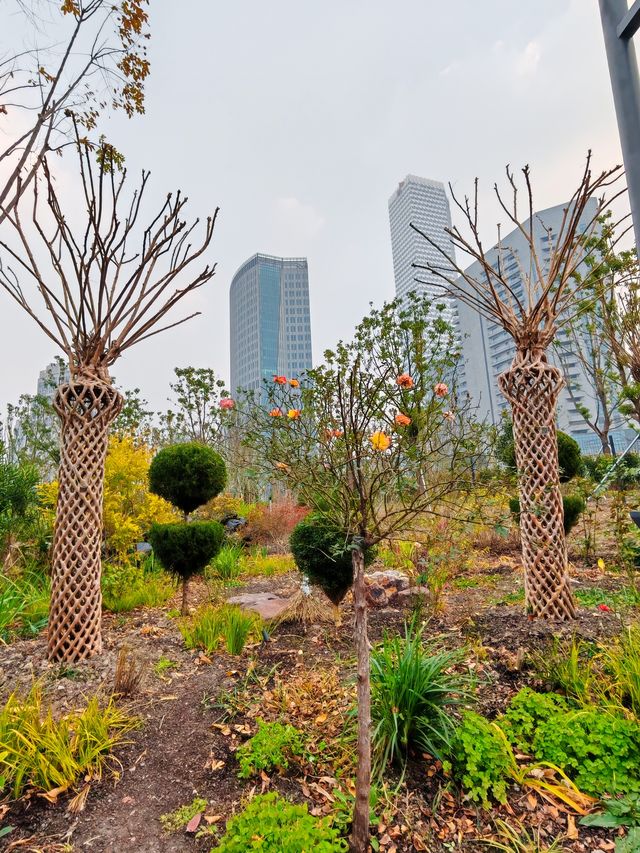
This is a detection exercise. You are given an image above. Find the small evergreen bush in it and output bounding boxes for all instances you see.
[500,428,581,483]
[236,719,305,778]
[149,442,226,515]
[149,521,225,583]
[290,514,374,605]
[509,494,585,535]
[213,791,347,852]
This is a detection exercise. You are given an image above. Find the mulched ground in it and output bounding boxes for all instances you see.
[0,555,636,853]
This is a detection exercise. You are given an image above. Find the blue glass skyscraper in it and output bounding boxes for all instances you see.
[229,254,312,396]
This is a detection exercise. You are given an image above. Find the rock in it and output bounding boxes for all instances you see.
[226,592,290,620]
[364,570,410,606]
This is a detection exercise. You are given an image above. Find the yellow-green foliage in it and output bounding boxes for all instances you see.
[102,562,176,612]
[0,685,138,798]
[242,552,295,577]
[199,493,255,522]
[103,435,179,561]
[180,604,261,655]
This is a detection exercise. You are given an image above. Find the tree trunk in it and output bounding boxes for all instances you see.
[182,576,190,616]
[499,359,576,620]
[351,545,371,852]
[47,379,123,661]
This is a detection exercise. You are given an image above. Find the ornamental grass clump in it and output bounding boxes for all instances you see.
[148,442,226,614]
[180,604,261,655]
[0,685,138,798]
[370,621,472,777]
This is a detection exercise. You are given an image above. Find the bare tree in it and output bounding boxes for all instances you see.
[1,0,150,223]
[412,155,624,619]
[0,131,218,661]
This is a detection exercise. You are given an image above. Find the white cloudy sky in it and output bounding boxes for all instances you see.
[0,0,626,411]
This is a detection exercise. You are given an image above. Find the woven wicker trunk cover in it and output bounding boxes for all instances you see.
[48,381,123,661]
[498,361,576,620]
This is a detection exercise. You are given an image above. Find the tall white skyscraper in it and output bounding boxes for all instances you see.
[229,253,312,396]
[388,175,455,312]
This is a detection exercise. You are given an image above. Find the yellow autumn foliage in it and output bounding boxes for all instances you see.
[103,435,179,561]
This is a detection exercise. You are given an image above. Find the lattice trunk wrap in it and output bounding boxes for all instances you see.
[48,381,123,661]
[498,361,577,620]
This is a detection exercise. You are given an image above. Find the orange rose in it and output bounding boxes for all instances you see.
[333,429,344,438]
[370,430,391,451]
[289,378,300,388]
[287,409,301,420]
[434,382,449,397]
[269,408,283,417]
[396,373,414,389]
[273,375,287,385]
[394,413,412,427]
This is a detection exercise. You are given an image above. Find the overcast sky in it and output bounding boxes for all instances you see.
[0,0,626,413]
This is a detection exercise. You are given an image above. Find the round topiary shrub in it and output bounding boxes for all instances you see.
[509,494,585,536]
[149,520,224,613]
[149,442,226,515]
[289,514,375,606]
[499,428,581,483]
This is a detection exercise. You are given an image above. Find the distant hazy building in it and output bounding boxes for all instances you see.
[37,359,70,399]
[456,200,633,452]
[388,175,456,311]
[230,254,312,395]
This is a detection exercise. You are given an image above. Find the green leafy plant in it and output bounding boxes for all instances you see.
[0,566,50,641]
[160,796,208,832]
[149,442,227,516]
[532,707,640,796]
[208,543,244,582]
[370,621,471,776]
[531,638,596,705]
[581,793,640,829]
[290,514,374,605]
[0,685,137,798]
[500,688,572,753]
[213,791,348,852]
[236,719,305,778]
[445,711,513,808]
[603,626,640,717]
[153,656,178,677]
[101,561,175,613]
[180,604,261,655]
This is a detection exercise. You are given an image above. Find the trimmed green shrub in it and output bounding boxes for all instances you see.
[149,442,226,515]
[499,687,571,753]
[444,711,513,808]
[236,720,305,778]
[371,622,471,775]
[509,494,585,535]
[500,428,581,483]
[149,521,225,582]
[289,514,374,605]
[213,792,347,852]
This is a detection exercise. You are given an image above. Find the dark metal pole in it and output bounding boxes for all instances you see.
[599,0,640,249]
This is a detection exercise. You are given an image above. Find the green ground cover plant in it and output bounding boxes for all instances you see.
[160,796,208,832]
[101,561,176,613]
[236,719,305,778]
[445,711,513,808]
[212,791,347,852]
[0,566,49,640]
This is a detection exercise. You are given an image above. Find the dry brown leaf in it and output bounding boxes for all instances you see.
[566,814,578,840]
[204,814,222,824]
